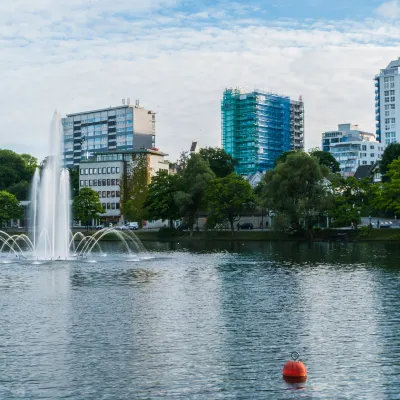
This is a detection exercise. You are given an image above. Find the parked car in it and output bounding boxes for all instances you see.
[240,223,253,230]
[96,225,104,230]
[126,222,139,230]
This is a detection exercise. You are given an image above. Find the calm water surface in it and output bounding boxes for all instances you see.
[0,241,400,399]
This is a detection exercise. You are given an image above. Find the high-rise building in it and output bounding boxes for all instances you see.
[62,103,156,168]
[322,123,385,177]
[374,58,400,145]
[221,88,304,175]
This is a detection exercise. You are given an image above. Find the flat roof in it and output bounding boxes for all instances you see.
[66,105,154,118]
[95,149,168,156]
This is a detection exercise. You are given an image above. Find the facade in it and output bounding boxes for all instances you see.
[375,58,400,145]
[221,88,304,175]
[322,123,385,177]
[62,104,156,168]
[78,149,169,224]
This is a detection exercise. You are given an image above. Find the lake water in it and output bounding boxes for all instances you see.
[0,241,400,399]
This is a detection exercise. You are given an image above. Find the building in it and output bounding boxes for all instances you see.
[322,123,385,177]
[78,149,169,224]
[221,88,304,175]
[62,102,156,168]
[374,58,400,145]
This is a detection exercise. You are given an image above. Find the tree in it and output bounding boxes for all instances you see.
[0,191,24,228]
[121,153,149,226]
[20,153,38,178]
[7,181,30,201]
[309,150,340,173]
[205,173,255,235]
[72,188,104,229]
[175,153,215,235]
[145,170,183,228]
[275,150,297,166]
[380,143,400,181]
[68,167,80,198]
[199,147,237,177]
[261,152,332,239]
[375,158,400,215]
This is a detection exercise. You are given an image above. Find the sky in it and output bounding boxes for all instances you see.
[1,0,400,162]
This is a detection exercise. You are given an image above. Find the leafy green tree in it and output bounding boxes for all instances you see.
[145,170,182,228]
[261,152,332,239]
[0,149,28,190]
[20,153,38,178]
[72,187,104,230]
[275,150,297,166]
[7,181,30,201]
[175,153,215,235]
[205,173,255,235]
[0,191,24,228]
[380,143,400,181]
[68,167,80,198]
[375,158,400,215]
[309,150,340,173]
[121,153,149,226]
[199,147,237,177]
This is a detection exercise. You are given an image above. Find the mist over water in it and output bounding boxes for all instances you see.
[29,111,71,259]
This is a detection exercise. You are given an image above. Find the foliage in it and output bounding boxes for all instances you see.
[68,167,80,198]
[309,149,340,173]
[375,158,400,215]
[380,143,400,181]
[274,150,297,166]
[359,225,372,237]
[0,149,38,200]
[205,173,254,234]
[145,170,182,228]
[261,152,332,237]
[0,191,24,227]
[199,147,237,178]
[157,227,183,238]
[121,153,149,226]
[72,187,104,228]
[174,153,215,235]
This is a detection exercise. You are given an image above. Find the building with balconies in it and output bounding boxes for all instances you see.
[221,88,304,175]
[322,123,384,177]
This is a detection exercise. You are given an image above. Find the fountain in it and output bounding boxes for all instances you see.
[0,111,147,261]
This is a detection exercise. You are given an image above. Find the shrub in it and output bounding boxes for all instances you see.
[157,227,183,238]
[359,225,372,237]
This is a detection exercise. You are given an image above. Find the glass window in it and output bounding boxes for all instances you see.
[93,180,97,186]
[89,168,92,174]
[116,203,120,209]
[111,203,116,209]
[384,77,389,82]
[102,179,106,186]
[116,167,120,173]
[111,191,115,197]
[80,180,84,186]
[80,169,84,175]
[98,179,102,186]
[111,179,115,185]
[102,191,106,198]
[107,203,111,210]
[385,90,390,96]
[89,180,92,186]
[391,104,396,109]
[111,167,115,173]
[390,76,395,82]
[107,191,111,198]
[85,168,88,175]
[102,203,106,209]
[102,167,106,174]
[390,90,395,95]
[385,104,390,110]
[370,145,374,149]
[392,118,396,123]
[85,180,88,186]
[116,179,120,186]
[107,167,111,174]
[391,96,395,101]
[116,191,120,198]
[93,168,97,174]
[391,83,395,88]
[107,179,111,186]
[385,97,390,102]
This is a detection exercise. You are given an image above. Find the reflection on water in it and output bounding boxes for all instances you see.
[0,241,399,399]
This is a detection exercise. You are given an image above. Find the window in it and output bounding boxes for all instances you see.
[391,83,395,88]
[80,180,84,186]
[385,77,389,82]
[111,203,116,209]
[111,191,115,197]
[107,191,111,198]
[116,179,120,186]
[385,104,390,110]
[362,161,367,165]
[111,167,115,173]
[391,104,396,109]
[80,169,84,175]
[116,191,120,198]
[371,153,375,158]
[102,191,106,197]
[392,118,396,123]
[390,90,395,95]
[370,145,374,149]
[385,83,390,89]
[385,90,389,96]
[89,168,93,174]
[116,167,120,173]
[385,118,390,123]
[85,168,88,175]
[385,97,390,102]
[362,145,367,151]
[111,179,115,185]
[107,167,111,174]
[385,111,390,116]
[390,76,395,82]
[89,180,92,186]
[392,132,396,138]
[107,203,111,210]
[102,179,106,186]
[98,179,102,186]
[102,203,106,209]
[107,179,111,186]
[102,167,106,174]
[93,180,97,186]
[85,180,88,186]
[391,96,395,101]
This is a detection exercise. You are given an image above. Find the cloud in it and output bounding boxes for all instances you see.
[0,1,399,163]
[375,0,400,18]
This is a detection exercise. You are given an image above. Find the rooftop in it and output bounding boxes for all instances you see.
[65,104,155,118]
[95,148,168,157]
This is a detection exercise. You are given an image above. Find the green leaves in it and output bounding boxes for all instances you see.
[0,191,24,226]
[72,187,104,227]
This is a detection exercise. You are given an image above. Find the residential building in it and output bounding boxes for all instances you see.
[322,123,385,177]
[78,149,169,224]
[375,58,400,145]
[221,88,304,175]
[62,102,156,168]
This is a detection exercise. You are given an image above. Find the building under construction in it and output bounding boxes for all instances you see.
[221,88,304,175]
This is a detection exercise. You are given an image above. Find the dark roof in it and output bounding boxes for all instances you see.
[354,164,374,180]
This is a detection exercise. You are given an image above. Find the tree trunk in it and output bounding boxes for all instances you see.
[230,220,234,236]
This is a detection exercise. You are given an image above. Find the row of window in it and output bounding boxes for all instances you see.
[384,104,396,110]
[385,118,396,124]
[101,203,120,210]
[384,76,395,82]
[97,191,120,198]
[384,90,395,96]
[384,83,395,90]
[80,167,120,175]
[80,179,120,187]
[384,96,395,102]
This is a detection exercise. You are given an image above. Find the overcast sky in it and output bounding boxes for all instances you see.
[1,0,400,162]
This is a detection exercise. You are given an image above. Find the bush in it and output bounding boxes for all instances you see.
[157,227,183,238]
[359,225,372,237]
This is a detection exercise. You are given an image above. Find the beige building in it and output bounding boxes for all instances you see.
[79,149,168,224]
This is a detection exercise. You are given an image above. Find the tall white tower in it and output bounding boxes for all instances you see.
[375,58,400,146]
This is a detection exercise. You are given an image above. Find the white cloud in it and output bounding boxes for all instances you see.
[375,0,400,18]
[0,1,399,163]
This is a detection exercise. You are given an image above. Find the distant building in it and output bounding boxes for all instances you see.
[78,149,169,224]
[322,123,385,177]
[374,58,400,144]
[221,88,304,175]
[62,103,156,168]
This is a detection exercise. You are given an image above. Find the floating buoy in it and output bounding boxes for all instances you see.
[283,352,307,382]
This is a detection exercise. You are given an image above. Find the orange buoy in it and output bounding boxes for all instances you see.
[283,352,307,380]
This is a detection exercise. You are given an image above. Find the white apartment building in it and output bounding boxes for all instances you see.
[375,58,400,145]
[79,149,169,224]
[322,123,385,177]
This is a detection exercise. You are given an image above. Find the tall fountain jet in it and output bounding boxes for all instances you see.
[29,111,71,259]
